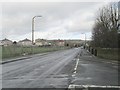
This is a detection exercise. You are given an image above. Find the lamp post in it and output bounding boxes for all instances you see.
[32,16,42,45]
[81,33,86,46]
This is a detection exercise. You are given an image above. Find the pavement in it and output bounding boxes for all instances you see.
[1,47,119,89]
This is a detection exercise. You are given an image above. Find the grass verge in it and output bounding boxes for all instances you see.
[96,48,119,61]
[1,46,69,59]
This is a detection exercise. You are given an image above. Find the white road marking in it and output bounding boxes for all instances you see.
[68,84,120,89]
[112,66,118,69]
[74,58,79,71]
[72,58,80,78]
[101,61,118,66]
[73,71,76,74]
[72,74,75,77]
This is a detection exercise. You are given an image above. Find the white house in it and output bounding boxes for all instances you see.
[1,38,13,46]
[54,40,65,46]
[35,39,48,46]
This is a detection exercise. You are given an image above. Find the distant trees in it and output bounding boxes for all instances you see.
[91,2,119,48]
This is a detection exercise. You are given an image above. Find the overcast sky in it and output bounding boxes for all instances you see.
[1,1,110,41]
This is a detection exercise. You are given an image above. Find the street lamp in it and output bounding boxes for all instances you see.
[32,16,42,44]
[81,33,86,46]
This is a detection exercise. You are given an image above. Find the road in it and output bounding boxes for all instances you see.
[2,48,119,89]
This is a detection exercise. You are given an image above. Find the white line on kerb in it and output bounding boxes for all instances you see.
[68,84,120,89]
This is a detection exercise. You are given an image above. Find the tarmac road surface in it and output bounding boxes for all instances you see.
[2,47,119,89]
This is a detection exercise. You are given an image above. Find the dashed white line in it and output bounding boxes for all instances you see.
[74,58,79,71]
[72,58,80,77]
[73,71,76,74]
[72,74,75,77]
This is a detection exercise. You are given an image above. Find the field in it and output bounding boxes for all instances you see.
[97,48,119,60]
[0,46,2,60]
[1,45,69,59]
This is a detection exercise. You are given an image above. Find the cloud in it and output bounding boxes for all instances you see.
[2,2,109,41]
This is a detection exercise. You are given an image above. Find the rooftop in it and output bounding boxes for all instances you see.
[19,38,31,42]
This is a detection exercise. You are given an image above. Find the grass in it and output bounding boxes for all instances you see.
[96,48,119,60]
[0,46,2,61]
[2,45,69,59]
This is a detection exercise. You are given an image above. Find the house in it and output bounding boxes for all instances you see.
[1,38,13,46]
[47,40,56,46]
[46,39,65,46]
[0,40,3,46]
[54,40,65,46]
[35,39,48,46]
[18,38,32,46]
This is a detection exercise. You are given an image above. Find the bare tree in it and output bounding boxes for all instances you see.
[92,2,118,48]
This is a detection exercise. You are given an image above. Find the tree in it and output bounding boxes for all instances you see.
[92,2,118,48]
